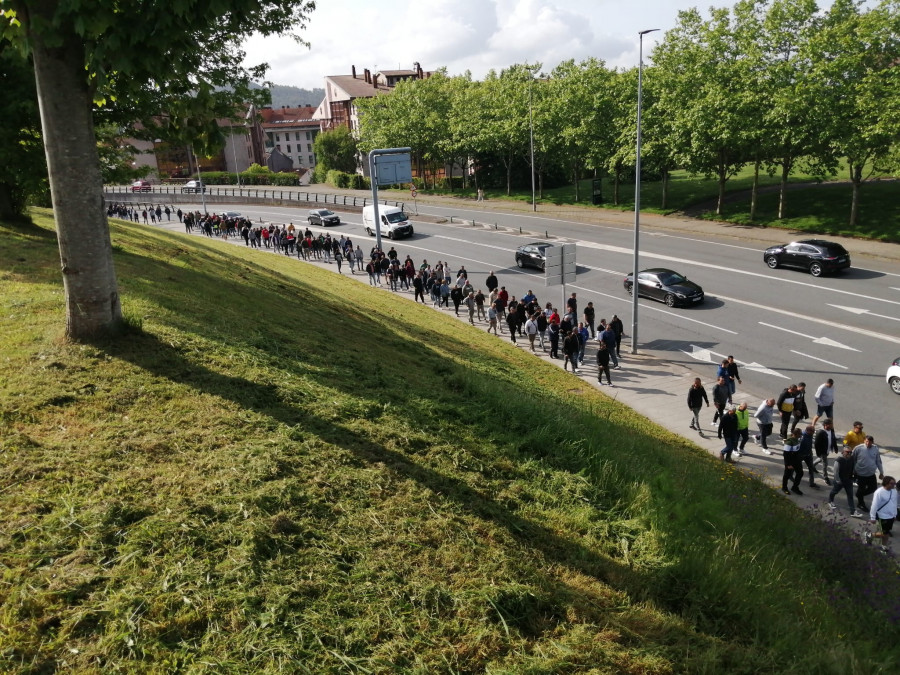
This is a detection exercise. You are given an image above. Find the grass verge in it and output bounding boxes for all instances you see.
[2,209,899,673]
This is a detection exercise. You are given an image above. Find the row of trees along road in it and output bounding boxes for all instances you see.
[356,0,899,222]
[0,0,315,341]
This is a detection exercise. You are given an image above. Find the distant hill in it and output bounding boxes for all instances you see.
[251,82,324,109]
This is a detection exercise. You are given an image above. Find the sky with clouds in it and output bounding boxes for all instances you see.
[241,0,865,92]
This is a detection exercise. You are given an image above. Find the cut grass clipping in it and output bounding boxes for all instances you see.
[2,208,899,673]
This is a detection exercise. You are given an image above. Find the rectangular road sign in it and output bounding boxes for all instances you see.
[374,154,412,185]
[545,243,577,286]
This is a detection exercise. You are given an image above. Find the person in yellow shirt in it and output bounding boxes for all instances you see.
[843,420,866,449]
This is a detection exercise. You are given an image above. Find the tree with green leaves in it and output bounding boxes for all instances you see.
[313,126,359,180]
[0,38,46,220]
[653,7,756,215]
[0,0,314,340]
[758,0,833,220]
[810,0,900,226]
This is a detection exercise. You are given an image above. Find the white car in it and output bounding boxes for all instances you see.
[182,180,206,193]
[888,358,900,395]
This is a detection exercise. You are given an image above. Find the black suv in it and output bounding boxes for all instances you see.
[515,242,554,271]
[308,209,341,227]
[763,239,850,277]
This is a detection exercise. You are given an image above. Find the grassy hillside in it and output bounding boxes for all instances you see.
[2,210,900,673]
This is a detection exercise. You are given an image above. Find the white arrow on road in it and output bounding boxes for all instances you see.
[827,304,900,323]
[758,322,860,352]
[680,344,788,379]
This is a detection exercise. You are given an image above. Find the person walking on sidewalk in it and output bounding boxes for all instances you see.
[782,428,804,496]
[583,302,596,339]
[720,407,739,462]
[852,436,884,514]
[524,314,539,351]
[776,384,798,440]
[596,341,613,386]
[843,421,866,451]
[790,382,809,434]
[687,378,709,432]
[735,401,751,455]
[726,356,742,404]
[598,321,619,369]
[798,425,819,489]
[869,476,897,539]
[609,314,624,357]
[754,398,777,455]
[811,378,835,429]
[828,446,857,515]
[712,376,730,434]
[487,302,499,335]
[563,330,580,373]
[506,310,518,343]
[465,291,476,324]
[813,418,839,485]
[548,322,560,359]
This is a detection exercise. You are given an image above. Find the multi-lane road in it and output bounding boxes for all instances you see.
[141,197,900,450]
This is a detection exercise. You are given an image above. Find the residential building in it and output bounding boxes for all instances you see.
[259,105,320,175]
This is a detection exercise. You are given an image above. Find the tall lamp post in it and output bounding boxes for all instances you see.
[528,69,536,212]
[631,28,659,355]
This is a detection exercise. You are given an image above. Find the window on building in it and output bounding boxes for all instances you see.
[286,144,291,153]
[295,132,300,141]
[276,144,281,151]
[305,131,310,140]
[275,133,280,142]
[307,143,312,152]
[309,155,314,166]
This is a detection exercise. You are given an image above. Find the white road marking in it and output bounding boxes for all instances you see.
[680,344,787,378]
[758,322,860,351]
[790,350,848,369]
[827,304,900,322]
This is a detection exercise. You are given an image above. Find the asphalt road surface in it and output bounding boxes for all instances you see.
[136,198,900,452]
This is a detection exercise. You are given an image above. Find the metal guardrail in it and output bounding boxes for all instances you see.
[103,185,405,211]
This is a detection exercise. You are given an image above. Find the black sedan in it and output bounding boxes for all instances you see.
[515,242,554,271]
[624,268,704,307]
[308,209,340,226]
[763,239,850,277]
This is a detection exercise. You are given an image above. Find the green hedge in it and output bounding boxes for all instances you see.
[324,170,370,190]
[196,171,300,186]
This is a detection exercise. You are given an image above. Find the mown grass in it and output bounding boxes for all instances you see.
[406,163,900,241]
[2,208,900,673]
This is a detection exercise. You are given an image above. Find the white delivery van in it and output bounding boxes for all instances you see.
[362,205,414,240]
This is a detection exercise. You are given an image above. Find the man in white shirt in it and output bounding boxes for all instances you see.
[811,378,835,429]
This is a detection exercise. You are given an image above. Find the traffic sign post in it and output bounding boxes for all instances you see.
[368,148,413,251]
[411,186,418,214]
[544,243,577,310]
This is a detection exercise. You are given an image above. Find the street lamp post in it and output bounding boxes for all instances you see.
[631,28,659,355]
[529,71,536,213]
[230,122,242,188]
[191,144,208,214]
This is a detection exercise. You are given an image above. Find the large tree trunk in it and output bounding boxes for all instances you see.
[31,12,122,340]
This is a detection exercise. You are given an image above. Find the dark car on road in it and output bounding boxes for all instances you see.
[308,209,340,226]
[763,239,850,277]
[131,180,151,193]
[515,242,554,271]
[624,268,704,307]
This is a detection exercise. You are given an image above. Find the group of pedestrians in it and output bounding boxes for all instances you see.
[687,370,896,543]
[108,202,179,225]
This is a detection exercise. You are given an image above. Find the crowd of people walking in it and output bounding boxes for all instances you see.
[119,203,895,547]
